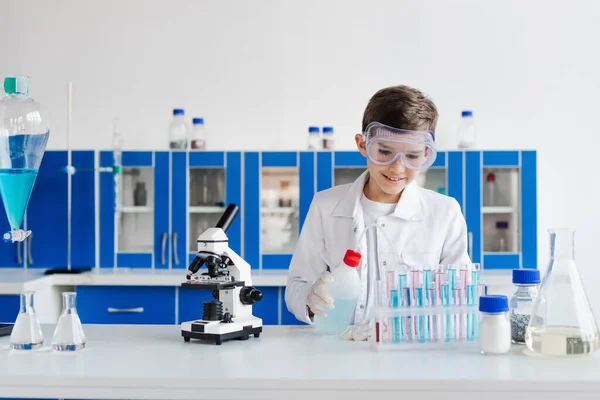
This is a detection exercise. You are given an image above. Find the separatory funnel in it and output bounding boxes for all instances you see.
[0,76,49,243]
[525,229,600,356]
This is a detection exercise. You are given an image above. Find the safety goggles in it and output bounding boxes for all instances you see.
[363,122,437,170]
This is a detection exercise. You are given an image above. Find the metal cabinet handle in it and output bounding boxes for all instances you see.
[27,234,33,265]
[161,232,167,265]
[107,307,144,313]
[468,231,473,258]
[16,241,22,265]
[172,232,179,266]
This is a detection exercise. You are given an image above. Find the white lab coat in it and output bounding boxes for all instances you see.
[285,170,471,324]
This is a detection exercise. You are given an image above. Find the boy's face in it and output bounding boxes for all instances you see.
[355,134,421,202]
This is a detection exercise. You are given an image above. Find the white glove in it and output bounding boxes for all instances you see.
[307,270,335,318]
[342,320,373,341]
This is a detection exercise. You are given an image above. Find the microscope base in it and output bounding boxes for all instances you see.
[181,317,263,345]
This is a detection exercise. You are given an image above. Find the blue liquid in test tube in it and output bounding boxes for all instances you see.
[423,270,432,300]
[403,287,413,342]
[390,290,400,343]
[448,268,457,292]
[415,288,427,343]
[466,284,476,340]
[471,270,480,287]
[441,284,453,342]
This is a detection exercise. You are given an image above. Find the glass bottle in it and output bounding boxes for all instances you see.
[52,292,86,352]
[526,229,600,356]
[510,269,540,344]
[10,291,44,350]
[307,126,321,150]
[495,221,509,252]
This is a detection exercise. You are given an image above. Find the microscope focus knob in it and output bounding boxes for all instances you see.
[240,286,263,305]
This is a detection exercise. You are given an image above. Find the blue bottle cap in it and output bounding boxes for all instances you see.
[322,126,334,134]
[512,269,540,285]
[479,295,509,313]
[193,118,204,125]
[173,109,184,116]
[308,126,320,134]
[461,110,473,117]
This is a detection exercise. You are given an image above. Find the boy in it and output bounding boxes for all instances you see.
[285,85,471,332]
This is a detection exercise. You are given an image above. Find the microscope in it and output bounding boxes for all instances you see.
[181,203,263,345]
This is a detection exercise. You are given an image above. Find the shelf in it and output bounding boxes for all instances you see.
[189,206,226,214]
[118,206,153,213]
[261,207,296,214]
[482,206,516,214]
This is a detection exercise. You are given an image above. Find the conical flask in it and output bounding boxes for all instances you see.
[10,291,44,350]
[0,76,49,243]
[52,292,86,352]
[525,229,600,356]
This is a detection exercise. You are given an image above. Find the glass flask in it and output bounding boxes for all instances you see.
[0,76,50,243]
[525,229,600,356]
[52,292,86,352]
[10,291,44,350]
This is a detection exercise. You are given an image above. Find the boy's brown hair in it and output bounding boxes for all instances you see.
[361,85,438,135]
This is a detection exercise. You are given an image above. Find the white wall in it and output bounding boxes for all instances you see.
[3,0,600,311]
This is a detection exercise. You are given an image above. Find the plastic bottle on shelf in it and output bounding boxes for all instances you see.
[322,126,334,150]
[315,249,361,335]
[485,172,496,206]
[168,109,190,149]
[457,111,477,149]
[495,221,509,252]
[190,118,206,150]
[307,126,321,150]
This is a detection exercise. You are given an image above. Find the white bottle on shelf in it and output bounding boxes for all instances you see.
[168,109,190,149]
[190,118,207,150]
[457,110,477,149]
[307,126,321,150]
[322,126,334,150]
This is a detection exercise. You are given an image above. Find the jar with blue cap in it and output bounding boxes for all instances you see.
[479,295,511,355]
[510,269,541,344]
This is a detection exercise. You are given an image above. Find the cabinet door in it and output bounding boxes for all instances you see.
[26,151,67,268]
[245,152,305,270]
[0,295,19,322]
[100,151,155,268]
[466,151,536,270]
[280,286,308,325]
[155,151,170,269]
[252,286,279,325]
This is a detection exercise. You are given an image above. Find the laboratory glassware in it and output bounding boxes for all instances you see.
[479,295,511,355]
[10,291,44,350]
[510,269,540,344]
[322,126,334,150]
[0,76,49,242]
[52,292,86,351]
[526,229,600,356]
[307,126,321,150]
[190,117,206,150]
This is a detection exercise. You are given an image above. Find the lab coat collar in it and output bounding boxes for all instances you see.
[331,170,426,221]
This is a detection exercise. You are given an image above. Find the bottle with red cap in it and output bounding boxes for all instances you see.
[485,172,496,206]
[315,249,362,335]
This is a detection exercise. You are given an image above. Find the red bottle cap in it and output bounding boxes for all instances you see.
[343,249,362,267]
[486,172,496,182]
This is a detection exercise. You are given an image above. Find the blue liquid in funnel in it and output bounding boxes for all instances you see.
[0,169,38,230]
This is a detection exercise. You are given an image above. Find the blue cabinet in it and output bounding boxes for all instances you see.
[0,295,19,322]
[77,286,176,324]
[244,152,315,270]
[0,150,95,269]
[466,151,537,269]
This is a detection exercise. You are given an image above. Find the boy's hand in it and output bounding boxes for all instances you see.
[307,270,335,318]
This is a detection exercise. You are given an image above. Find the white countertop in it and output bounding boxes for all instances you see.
[0,268,291,294]
[1,324,600,399]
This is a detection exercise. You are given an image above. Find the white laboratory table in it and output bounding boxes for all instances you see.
[1,324,600,400]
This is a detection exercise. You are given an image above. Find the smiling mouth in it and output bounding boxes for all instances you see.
[382,173,406,183]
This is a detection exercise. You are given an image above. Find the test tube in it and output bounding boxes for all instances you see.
[403,287,413,342]
[441,284,453,342]
[471,269,480,287]
[415,288,427,343]
[386,270,396,307]
[448,267,457,292]
[466,284,475,341]
[429,288,438,342]
[390,290,400,344]
[423,270,432,301]
[399,274,408,292]
[411,270,421,303]
[477,283,487,303]
[435,271,444,304]
[453,288,462,341]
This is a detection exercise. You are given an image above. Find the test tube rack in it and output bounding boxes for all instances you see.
[372,263,485,350]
